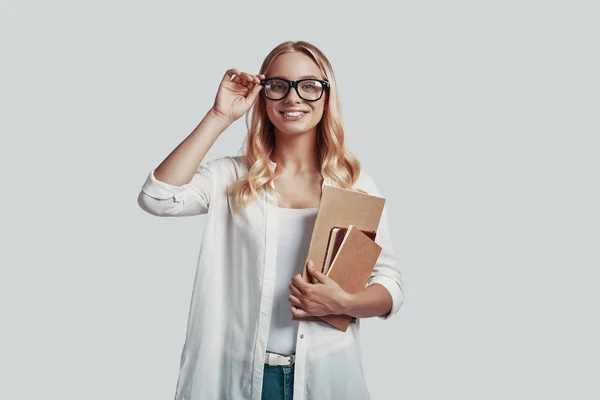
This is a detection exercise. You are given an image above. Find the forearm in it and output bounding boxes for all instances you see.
[342,283,393,319]
[154,108,231,186]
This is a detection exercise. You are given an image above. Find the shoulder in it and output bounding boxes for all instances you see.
[352,168,382,197]
[203,154,248,183]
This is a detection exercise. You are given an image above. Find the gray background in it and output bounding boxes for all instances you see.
[1,0,599,399]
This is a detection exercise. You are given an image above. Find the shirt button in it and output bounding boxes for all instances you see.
[300,334,304,339]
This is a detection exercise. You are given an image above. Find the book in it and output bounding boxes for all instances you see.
[323,227,376,276]
[318,225,382,331]
[292,184,386,327]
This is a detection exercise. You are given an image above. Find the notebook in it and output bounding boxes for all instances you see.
[322,227,377,276]
[318,225,383,331]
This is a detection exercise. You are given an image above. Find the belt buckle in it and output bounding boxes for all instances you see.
[286,354,295,365]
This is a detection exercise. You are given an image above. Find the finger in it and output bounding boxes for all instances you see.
[236,72,253,88]
[250,74,263,89]
[250,74,265,88]
[288,294,303,308]
[291,304,308,318]
[288,282,303,298]
[292,274,309,293]
[246,73,262,84]
[245,81,263,103]
[222,68,241,84]
[308,262,328,284]
[242,72,255,82]
[241,72,258,90]
[225,70,251,90]
[231,74,247,87]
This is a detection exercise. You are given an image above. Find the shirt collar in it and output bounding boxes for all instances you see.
[268,159,333,189]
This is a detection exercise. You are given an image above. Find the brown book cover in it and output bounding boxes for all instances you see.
[318,225,382,331]
[292,184,385,325]
[323,227,376,275]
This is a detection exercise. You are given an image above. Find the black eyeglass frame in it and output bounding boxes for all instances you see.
[259,78,330,102]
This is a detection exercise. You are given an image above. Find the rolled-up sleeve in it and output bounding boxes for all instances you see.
[137,160,215,217]
[363,175,405,320]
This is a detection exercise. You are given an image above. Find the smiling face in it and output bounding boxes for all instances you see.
[264,52,327,137]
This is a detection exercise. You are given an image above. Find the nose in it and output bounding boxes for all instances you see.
[283,85,302,103]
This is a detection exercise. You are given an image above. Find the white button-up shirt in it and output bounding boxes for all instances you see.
[137,155,404,400]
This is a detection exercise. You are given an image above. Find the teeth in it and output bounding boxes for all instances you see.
[284,111,303,117]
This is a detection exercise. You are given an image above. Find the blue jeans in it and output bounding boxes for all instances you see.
[261,362,295,400]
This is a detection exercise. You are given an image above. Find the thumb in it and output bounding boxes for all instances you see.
[308,261,329,284]
[245,83,263,105]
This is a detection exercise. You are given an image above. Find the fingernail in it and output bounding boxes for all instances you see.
[308,260,314,267]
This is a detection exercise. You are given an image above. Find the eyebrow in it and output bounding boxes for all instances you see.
[268,75,323,80]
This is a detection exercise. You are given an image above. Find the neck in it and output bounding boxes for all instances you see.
[271,128,319,173]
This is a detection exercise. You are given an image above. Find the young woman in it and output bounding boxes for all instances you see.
[137,40,404,400]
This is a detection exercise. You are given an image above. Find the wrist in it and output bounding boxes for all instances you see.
[340,291,355,316]
[206,108,233,129]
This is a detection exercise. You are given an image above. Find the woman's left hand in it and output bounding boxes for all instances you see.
[289,260,351,318]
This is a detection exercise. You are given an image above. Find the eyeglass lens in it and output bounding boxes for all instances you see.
[264,79,324,101]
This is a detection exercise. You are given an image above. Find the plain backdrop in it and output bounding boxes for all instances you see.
[1,1,599,399]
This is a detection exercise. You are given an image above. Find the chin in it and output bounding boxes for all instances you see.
[276,122,318,136]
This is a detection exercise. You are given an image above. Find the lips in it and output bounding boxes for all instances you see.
[280,110,308,121]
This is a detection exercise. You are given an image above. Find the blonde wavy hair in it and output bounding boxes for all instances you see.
[227,40,365,211]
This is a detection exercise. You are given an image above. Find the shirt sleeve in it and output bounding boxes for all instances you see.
[362,173,405,320]
[137,159,215,217]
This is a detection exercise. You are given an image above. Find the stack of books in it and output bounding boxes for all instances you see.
[292,184,386,332]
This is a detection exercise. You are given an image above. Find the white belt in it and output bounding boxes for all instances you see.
[265,352,295,366]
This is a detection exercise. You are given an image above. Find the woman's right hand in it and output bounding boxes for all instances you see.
[210,68,265,126]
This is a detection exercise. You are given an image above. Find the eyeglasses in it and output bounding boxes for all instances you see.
[260,78,329,101]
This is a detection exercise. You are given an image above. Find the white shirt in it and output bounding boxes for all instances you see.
[137,155,404,400]
[267,207,318,355]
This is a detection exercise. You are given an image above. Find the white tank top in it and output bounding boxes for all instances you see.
[266,206,318,355]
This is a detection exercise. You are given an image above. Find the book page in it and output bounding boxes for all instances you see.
[322,227,341,275]
[325,225,354,277]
